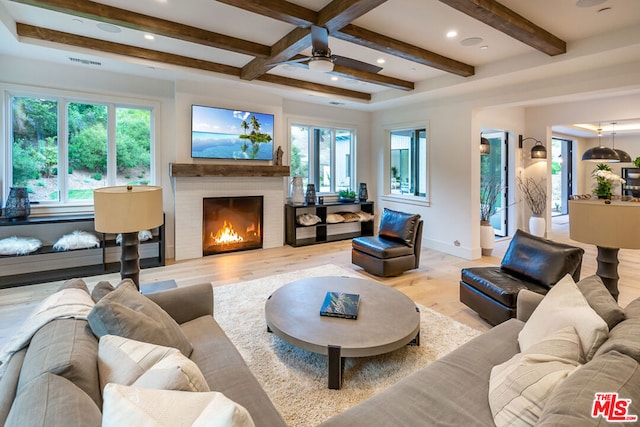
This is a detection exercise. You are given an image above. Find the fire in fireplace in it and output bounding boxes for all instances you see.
[203,196,263,256]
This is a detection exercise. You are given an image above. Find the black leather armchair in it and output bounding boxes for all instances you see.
[352,208,423,277]
[460,229,584,325]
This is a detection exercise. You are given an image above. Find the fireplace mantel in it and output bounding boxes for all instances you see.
[170,163,290,177]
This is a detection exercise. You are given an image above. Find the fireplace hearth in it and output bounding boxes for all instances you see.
[203,196,263,256]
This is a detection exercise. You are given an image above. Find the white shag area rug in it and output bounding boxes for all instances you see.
[213,265,481,427]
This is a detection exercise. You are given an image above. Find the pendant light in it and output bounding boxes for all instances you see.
[480,135,491,155]
[582,125,620,162]
[610,122,632,163]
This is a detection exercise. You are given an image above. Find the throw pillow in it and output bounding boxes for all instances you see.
[53,230,100,251]
[489,326,584,427]
[537,351,640,426]
[625,298,640,319]
[98,335,209,393]
[115,230,153,245]
[5,373,101,427]
[91,280,115,303]
[593,317,640,364]
[296,213,321,226]
[88,280,193,357]
[0,236,41,255]
[576,275,625,330]
[326,213,345,224]
[518,274,608,361]
[102,384,255,427]
[339,212,361,223]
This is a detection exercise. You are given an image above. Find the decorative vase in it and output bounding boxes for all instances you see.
[358,182,368,201]
[305,184,316,205]
[4,187,31,220]
[290,177,304,205]
[529,215,546,237]
[480,221,495,256]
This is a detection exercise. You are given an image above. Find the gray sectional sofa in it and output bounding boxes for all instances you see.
[1,274,639,427]
[0,280,286,427]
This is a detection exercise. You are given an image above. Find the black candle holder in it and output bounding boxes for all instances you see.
[358,183,368,202]
[305,184,316,205]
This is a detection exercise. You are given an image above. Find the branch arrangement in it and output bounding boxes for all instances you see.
[517,176,547,216]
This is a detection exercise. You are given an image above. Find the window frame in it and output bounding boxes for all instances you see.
[382,122,430,207]
[2,84,159,215]
[288,119,357,194]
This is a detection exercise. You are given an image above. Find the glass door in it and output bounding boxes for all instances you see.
[551,137,572,215]
[481,131,508,237]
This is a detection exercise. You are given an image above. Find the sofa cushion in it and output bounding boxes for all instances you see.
[378,208,420,246]
[500,230,584,288]
[518,275,608,361]
[98,335,209,392]
[352,235,415,259]
[17,318,101,408]
[5,373,101,427]
[577,275,625,330]
[537,351,640,426]
[594,316,640,363]
[626,298,640,319]
[0,349,26,426]
[57,277,90,293]
[88,280,193,357]
[461,267,550,308]
[489,326,583,427]
[102,383,255,427]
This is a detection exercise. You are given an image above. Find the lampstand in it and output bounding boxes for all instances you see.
[569,199,640,300]
[94,185,163,290]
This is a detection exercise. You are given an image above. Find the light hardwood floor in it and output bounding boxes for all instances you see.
[1,216,639,348]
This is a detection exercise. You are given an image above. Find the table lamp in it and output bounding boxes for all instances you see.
[94,185,163,290]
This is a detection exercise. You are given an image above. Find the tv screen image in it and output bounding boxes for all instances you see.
[191,105,274,160]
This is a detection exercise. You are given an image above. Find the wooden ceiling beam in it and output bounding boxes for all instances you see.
[10,0,270,57]
[317,0,388,33]
[214,0,317,27]
[438,0,566,56]
[16,23,370,101]
[336,24,474,77]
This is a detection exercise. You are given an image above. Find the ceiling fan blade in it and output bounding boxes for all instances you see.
[311,25,330,54]
[333,55,383,74]
[266,57,310,67]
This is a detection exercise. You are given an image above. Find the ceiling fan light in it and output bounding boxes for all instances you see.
[308,57,334,73]
[581,146,620,162]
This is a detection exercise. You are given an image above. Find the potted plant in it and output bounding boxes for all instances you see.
[338,189,357,202]
[516,175,547,237]
[634,157,640,169]
[592,163,625,199]
[480,177,503,256]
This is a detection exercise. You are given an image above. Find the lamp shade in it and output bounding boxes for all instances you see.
[94,186,163,233]
[615,149,633,163]
[480,137,491,155]
[581,146,620,162]
[530,142,547,159]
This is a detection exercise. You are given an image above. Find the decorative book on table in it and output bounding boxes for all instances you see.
[320,292,360,319]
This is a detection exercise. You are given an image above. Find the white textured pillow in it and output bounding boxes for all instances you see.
[102,384,255,427]
[98,335,209,393]
[356,211,374,222]
[53,230,100,251]
[518,274,608,361]
[0,236,42,255]
[296,213,321,226]
[115,230,153,245]
[489,326,583,427]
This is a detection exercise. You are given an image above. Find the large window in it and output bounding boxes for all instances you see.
[389,128,427,197]
[290,124,354,192]
[8,94,153,205]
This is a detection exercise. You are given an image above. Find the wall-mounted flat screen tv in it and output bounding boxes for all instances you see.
[191,105,274,160]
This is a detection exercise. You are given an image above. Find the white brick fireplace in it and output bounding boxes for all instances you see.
[173,175,286,261]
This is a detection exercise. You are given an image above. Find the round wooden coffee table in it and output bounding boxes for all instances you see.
[264,276,420,389]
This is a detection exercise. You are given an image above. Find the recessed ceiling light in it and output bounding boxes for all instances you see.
[331,76,338,81]
[446,30,458,38]
[460,37,483,46]
[96,23,121,33]
[376,58,385,64]
[144,34,155,40]
[480,45,489,50]
[576,0,607,7]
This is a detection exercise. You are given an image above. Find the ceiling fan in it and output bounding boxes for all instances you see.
[269,25,383,74]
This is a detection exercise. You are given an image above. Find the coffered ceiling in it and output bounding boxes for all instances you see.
[0,0,639,106]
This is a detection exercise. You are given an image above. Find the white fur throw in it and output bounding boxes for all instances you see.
[115,230,153,245]
[53,230,100,251]
[0,236,42,256]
